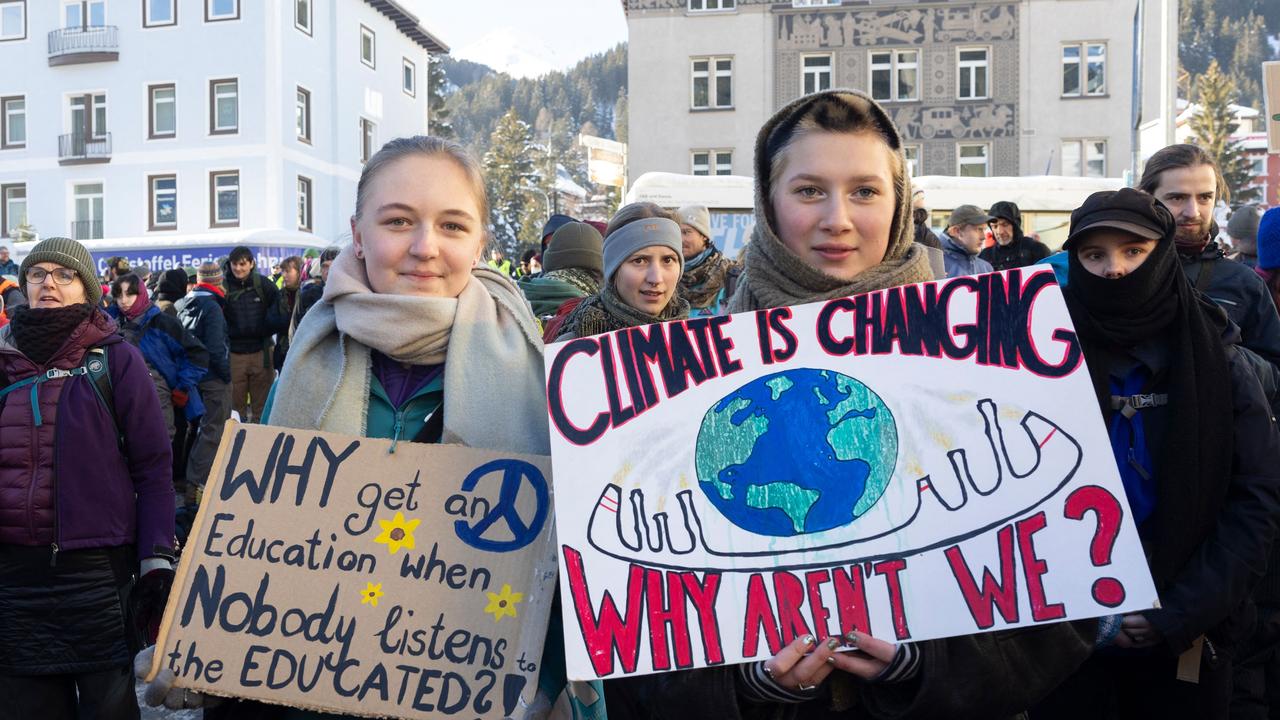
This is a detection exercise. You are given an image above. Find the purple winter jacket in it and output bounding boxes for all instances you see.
[0,309,175,557]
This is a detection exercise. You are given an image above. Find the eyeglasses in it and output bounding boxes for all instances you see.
[25,267,79,285]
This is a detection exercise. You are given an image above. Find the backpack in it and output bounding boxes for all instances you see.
[0,346,121,449]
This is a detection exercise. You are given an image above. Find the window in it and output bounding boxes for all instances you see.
[69,93,107,139]
[148,84,175,139]
[0,0,24,41]
[295,87,311,143]
[360,25,375,68]
[688,0,733,10]
[209,171,239,226]
[1,183,25,235]
[1061,139,1106,177]
[403,58,416,96]
[209,78,237,134]
[903,145,920,178]
[870,50,919,102]
[1,96,23,149]
[691,150,732,176]
[205,0,237,21]
[73,182,104,240]
[144,0,175,27]
[958,143,989,177]
[148,174,176,230]
[297,176,312,231]
[691,56,732,109]
[1061,42,1105,97]
[63,0,105,29]
[1249,155,1266,177]
[802,54,832,95]
[957,47,989,100]
[294,0,310,34]
[360,118,376,163]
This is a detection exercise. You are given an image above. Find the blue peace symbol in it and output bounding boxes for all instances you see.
[454,459,550,552]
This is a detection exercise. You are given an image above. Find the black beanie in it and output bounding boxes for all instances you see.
[542,222,603,275]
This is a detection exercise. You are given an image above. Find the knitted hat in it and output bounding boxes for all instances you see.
[1227,204,1262,250]
[18,236,102,305]
[197,261,224,285]
[542,222,603,275]
[603,217,684,280]
[541,214,577,241]
[676,205,712,240]
[1258,207,1280,271]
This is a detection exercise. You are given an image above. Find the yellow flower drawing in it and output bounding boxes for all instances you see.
[484,584,523,622]
[360,582,384,607]
[373,511,420,554]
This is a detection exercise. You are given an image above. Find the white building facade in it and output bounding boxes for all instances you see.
[0,0,445,269]
[625,0,1178,183]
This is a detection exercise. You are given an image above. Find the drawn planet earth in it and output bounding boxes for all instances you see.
[694,369,898,537]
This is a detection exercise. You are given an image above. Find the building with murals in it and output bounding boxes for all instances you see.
[624,0,1179,181]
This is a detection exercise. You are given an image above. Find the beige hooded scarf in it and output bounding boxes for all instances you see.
[728,89,935,312]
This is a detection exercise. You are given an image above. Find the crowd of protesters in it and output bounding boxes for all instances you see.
[2,86,1280,720]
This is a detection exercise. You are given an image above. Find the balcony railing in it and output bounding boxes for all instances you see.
[70,220,104,241]
[48,26,119,66]
[58,133,112,165]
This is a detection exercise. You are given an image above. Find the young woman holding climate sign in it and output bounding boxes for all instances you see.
[602,90,1098,720]
[138,136,603,720]
[553,204,690,341]
[1023,189,1280,719]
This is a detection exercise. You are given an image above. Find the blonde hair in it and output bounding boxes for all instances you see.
[353,135,489,223]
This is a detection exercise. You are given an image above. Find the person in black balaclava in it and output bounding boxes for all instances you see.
[1029,188,1280,720]
[980,200,1050,271]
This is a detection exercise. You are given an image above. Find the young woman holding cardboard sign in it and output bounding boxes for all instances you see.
[138,136,601,719]
[602,91,1098,720]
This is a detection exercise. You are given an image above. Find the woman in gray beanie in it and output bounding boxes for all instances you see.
[554,204,690,340]
[0,236,175,719]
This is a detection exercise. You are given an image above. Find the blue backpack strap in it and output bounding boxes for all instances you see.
[83,347,123,451]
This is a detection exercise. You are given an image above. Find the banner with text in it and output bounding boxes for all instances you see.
[545,268,1158,680]
[149,422,558,719]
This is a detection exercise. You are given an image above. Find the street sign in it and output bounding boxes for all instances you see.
[579,133,627,188]
[1265,61,1280,154]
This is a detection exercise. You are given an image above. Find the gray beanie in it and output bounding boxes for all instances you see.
[543,222,604,275]
[676,205,712,241]
[604,217,684,280]
[19,236,101,306]
[1227,205,1261,244]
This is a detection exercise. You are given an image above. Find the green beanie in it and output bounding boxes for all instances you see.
[18,236,102,306]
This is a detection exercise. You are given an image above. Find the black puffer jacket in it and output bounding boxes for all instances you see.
[176,288,231,383]
[980,201,1051,271]
[1180,241,1280,373]
[221,266,287,355]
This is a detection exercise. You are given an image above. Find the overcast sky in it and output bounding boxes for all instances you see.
[408,1,628,75]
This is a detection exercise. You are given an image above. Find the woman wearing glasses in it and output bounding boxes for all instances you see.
[0,237,175,720]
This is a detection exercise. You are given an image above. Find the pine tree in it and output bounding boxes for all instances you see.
[482,110,538,253]
[427,57,454,139]
[1226,13,1266,109]
[613,90,628,145]
[1188,61,1260,203]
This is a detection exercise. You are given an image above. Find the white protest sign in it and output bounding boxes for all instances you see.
[149,422,558,719]
[544,268,1158,680]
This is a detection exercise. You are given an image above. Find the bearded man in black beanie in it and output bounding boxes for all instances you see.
[1029,188,1280,720]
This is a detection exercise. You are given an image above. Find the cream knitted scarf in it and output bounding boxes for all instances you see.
[268,246,550,455]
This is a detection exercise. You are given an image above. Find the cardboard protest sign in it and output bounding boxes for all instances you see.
[544,268,1159,680]
[148,422,557,719]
